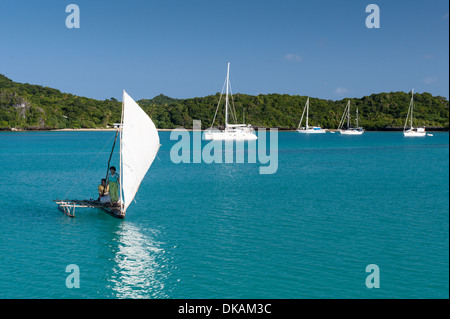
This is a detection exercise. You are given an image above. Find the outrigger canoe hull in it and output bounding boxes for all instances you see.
[98,205,125,219]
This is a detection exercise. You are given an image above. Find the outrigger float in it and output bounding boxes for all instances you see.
[54,199,124,219]
[54,91,160,219]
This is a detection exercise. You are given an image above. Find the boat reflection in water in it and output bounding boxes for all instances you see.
[109,222,169,298]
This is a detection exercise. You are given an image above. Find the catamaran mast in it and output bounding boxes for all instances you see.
[225,62,230,130]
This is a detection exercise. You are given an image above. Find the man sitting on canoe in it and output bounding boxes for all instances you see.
[98,179,110,204]
[107,166,120,206]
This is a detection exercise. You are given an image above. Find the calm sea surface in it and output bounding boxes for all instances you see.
[0,131,448,299]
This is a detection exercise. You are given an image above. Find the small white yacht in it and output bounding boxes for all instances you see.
[403,89,426,137]
[338,100,364,135]
[297,97,326,134]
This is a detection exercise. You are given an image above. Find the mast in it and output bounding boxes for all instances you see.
[404,89,412,132]
[306,97,310,129]
[119,90,125,211]
[347,100,350,129]
[225,62,230,130]
[105,129,119,183]
[356,108,359,128]
[410,89,414,129]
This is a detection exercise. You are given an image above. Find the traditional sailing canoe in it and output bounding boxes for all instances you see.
[55,90,160,219]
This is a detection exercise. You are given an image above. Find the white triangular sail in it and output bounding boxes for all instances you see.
[120,91,160,213]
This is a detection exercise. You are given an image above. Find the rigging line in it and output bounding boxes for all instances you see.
[297,100,307,130]
[210,77,227,129]
[338,101,348,130]
[228,81,237,124]
[404,97,412,131]
[62,131,117,199]
[228,79,238,123]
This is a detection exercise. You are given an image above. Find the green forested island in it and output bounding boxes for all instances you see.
[0,74,448,131]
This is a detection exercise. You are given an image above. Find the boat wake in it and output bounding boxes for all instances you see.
[109,222,169,298]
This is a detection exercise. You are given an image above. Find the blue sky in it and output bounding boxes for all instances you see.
[0,0,448,101]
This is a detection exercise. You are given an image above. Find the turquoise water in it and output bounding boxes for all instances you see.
[0,131,448,299]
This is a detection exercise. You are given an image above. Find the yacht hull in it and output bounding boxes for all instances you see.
[297,129,326,134]
[204,131,258,141]
[403,131,426,137]
[339,130,364,135]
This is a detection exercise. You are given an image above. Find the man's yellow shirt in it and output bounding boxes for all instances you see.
[98,184,109,195]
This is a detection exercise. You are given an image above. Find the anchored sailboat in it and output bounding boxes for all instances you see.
[338,100,364,135]
[403,89,426,137]
[297,97,326,134]
[204,63,257,141]
[55,91,160,219]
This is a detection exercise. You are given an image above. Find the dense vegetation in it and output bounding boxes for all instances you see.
[1,74,448,130]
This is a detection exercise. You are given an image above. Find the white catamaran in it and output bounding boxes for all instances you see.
[204,63,257,141]
[338,100,364,135]
[297,97,326,134]
[403,89,426,137]
[56,90,160,219]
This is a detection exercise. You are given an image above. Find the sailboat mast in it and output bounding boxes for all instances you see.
[105,129,119,182]
[225,62,230,130]
[410,89,414,129]
[119,90,125,211]
[306,97,309,129]
[356,108,359,128]
[347,100,350,129]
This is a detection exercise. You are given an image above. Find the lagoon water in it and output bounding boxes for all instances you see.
[0,131,448,299]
